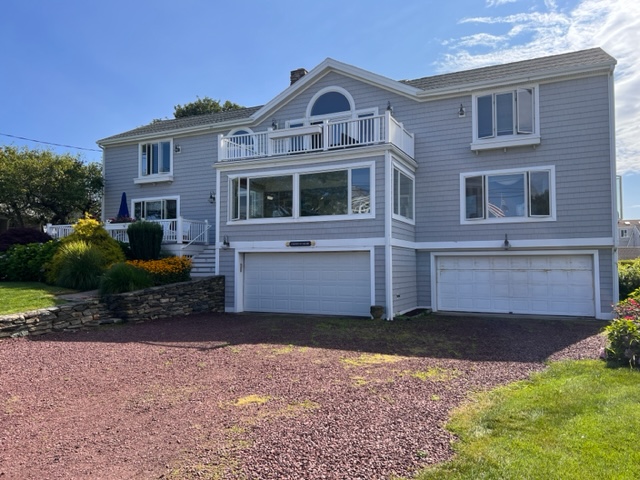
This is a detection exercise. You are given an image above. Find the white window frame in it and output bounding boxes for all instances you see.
[392,164,415,224]
[132,195,180,221]
[135,138,174,184]
[471,85,540,152]
[620,228,629,238]
[227,161,375,224]
[460,166,556,225]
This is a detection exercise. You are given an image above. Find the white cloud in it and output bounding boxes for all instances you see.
[438,0,640,174]
[486,0,517,7]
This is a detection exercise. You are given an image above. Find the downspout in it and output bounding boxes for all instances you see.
[99,144,106,223]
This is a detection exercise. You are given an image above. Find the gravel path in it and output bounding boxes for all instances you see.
[0,313,605,479]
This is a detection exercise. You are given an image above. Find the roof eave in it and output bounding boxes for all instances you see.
[415,60,616,99]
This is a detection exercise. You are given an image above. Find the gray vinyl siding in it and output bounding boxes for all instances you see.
[413,74,614,243]
[392,247,417,314]
[219,248,235,310]
[102,133,220,226]
[598,248,614,313]
[374,246,386,307]
[416,251,432,308]
[392,218,415,242]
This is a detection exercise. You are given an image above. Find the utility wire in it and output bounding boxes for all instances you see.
[0,132,102,152]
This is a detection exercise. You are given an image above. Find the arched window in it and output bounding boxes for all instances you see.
[306,87,355,119]
[228,128,254,159]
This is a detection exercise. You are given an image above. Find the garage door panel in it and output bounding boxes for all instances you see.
[245,252,371,316]
[437,254,595,317]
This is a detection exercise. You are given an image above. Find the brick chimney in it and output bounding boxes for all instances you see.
[290,68,308,85]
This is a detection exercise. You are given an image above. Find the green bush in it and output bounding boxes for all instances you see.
[53,240,107,290]
[0,227,53,252]
[99,263,154,296]
[619,259,640,300]
[0,241,59,282]
[127,221,163,260]
[604,298,640,368]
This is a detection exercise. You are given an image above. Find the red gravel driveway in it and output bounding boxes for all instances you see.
[0,313,604,479]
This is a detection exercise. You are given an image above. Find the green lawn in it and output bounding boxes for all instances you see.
[413,360,640,480]
[0,282,74,315]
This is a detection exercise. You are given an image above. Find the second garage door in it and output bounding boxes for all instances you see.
[244,251,371,316]
[436,254,595,317]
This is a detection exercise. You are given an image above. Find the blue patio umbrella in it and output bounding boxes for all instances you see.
[117,192,130,219]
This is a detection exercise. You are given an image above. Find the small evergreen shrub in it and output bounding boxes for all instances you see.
[127,221,163,260]
[604,298,640,368]
[99,263,154,296]
[0,241,59,282]
[127,256,191,285]
[619,259,640,300]
[0,227,52,252]
[53,240,107,290]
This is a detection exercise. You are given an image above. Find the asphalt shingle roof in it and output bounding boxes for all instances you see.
[99,48,615,144]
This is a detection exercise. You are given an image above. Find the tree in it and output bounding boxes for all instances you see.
[0,146,103,227]
[173,96,243,118]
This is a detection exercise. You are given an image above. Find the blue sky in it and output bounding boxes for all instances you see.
[1,0,639,216]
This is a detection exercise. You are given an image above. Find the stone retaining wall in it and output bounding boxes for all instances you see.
[0,276,225,339]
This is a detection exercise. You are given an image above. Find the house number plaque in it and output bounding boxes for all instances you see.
[286,241,315,247]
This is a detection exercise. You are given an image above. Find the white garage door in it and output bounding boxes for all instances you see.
[244,251,371,316]
[436,255,595,317]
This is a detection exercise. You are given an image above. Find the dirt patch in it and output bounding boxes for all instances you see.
[0,313,605,479]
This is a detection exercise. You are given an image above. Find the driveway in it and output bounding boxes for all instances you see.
[0,313,604,479]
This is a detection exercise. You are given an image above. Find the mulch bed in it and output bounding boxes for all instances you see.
[0,313,605,479]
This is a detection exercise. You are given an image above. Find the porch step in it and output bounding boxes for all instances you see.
[190,245,217,278]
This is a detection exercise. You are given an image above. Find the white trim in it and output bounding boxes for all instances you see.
[229,237,385,250]
[226,161,376,224]
[460,165,556,225]
[385,151,394,320]
[430,249,607,319]
[409,237,614,250]
[215,168,221,275]
[470,86,540,151]
[227,127,255,136]
[608,70,619,303]
[133,175,174,185]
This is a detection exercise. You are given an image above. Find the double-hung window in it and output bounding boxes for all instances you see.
[472,87,540,151]
[461,167,554,224]
[136,140,173,183]
[230,165,372,222]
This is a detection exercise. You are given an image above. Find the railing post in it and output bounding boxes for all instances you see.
[385,110,392,144]
[177,217,183,244]
[204,219,209,245]
[267,129,273,157]
[323,120,329,151]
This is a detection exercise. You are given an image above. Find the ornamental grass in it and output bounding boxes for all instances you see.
[127,256,192,285]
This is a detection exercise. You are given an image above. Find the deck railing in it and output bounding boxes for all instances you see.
[218,110,414,161]
[44,218,210,245]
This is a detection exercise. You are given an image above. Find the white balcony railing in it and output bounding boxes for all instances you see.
[218,110,414,161]
[44,218,210,245]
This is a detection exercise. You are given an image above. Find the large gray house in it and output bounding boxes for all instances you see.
[98,48,618,320]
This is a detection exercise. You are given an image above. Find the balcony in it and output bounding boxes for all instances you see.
[218,111,414,162]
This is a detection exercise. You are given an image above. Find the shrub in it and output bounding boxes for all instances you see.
[127,221,163,260]
[53,240,107,290]
[619,259,640,300]
[604,298,640,368]
[0,241,59,282]
[127,256,191,285]
[99,263,154,296]
[0,227,52,252]
[64,216,125,266]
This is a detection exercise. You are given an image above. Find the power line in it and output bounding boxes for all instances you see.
[0,132,102,152]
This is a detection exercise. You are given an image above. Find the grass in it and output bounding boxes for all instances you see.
[413,360,640,480]
[0,282,74,315]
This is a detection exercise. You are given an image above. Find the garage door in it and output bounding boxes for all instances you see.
[244,252,371,316]
[436,255,595,316]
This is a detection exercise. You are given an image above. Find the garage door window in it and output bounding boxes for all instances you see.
[462,167,554,223]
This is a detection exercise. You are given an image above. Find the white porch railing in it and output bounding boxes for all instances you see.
[218,110,414,161]
[44,218,210,245]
